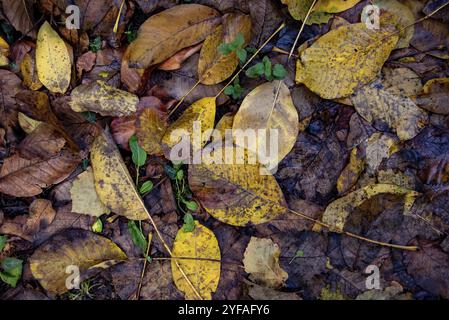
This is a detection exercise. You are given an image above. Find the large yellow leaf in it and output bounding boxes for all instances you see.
[171,221,221,300]
[126,4,221,69]
[29,229,126,294]
[296,23,398,99]
[162,97,216,158]
[189,144,287,227]
[21,53,43,91]
[281,0,333,25]
[198,13,251,85]
[232,81,299,168]
[316,0,362,13]
[136,107,169,156]
[70,80,139,117]
[90,129,149,221]
[322,184,420,232]
[36,21,71,94]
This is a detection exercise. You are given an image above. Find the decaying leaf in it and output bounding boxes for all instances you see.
[17,112,42,134]
[126,4,221,69]
[159,44,203,71]
[162,97,216,157]
[296,23,398,99]
[351,80,428,141]
[70,167,110,217]
[70,80,139,117]
[36,21,71,94]
[337,146,365,195]
[171,221,221,300]
[20,52,43,91]
[214,113,234,137]
[29,229,127,294]
[365,133,399,174]
[0,36,9,67]
[322,184,420,232]
[281,0,333,25]
[136,106,168,156]
[189,144,287,227]
[243,237,288,288]
[233,81,299,167]
[1,0,36,38]
[90,130,149,220]
[198,13,251,85]
[414,78,449,115]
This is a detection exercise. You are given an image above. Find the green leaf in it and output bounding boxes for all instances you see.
[218,43,232,56]
[246,62,265,78]
[165,164,178,180]
[92,218,103,233]
[224,86,235,96]
[129,136,147,167]
[183,200,199,212]
[295,250,304,258]
[182,213,195,232]
[82,158,90,171]
[0,258,23,288]
[176,170,185,181]
[234,33,245,48]
[236,48,247,63]
[273,64,287,80]
[128,221,148,255]
[140,181,154,194]
[89,36,102,53]
[263,56,273,80]
[0,236,7,252]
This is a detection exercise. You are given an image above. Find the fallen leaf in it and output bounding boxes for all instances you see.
[214,113,234,137]
[356,281,412,300]
[248,0,283,48]
[233,81,299,168]
[136,106,168,156]
[159,44,203,71]
[20,52,43,91]
[70,80,139,117]
[70,167,110,217]
[17,112,42,134]
[29,229,127,294]
[171,221,221,300]
[0,36,9,67]
[189,144,287,227]
[76,51,97,78]
[365,133,399,174]
[111,116,137,150]
[281,0,333,25]
[337,146,365,195]
[1,0,36,38]
[198,13,251,85]
[126,4,221,69]
[351,79,428,141]
[18,124,66,160]
[243,237,288,289]
[162,97,216,157]
[36,21,71,94]
[296,23,398,99]
[90,129,149,220]
[0,199,56,242]
[322,183,420,232]
[245,280,301,300]
[316,0,362,13]
[414,78,449,115]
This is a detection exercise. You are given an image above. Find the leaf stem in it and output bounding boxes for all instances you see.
[169,80,201,117]
[113,0,126,34]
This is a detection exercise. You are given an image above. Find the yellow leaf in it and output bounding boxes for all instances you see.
[70,80,139,117]
[189,144,287,227]
[322,184,420,232]
[0,36,9,67]
[136,107,168,156]
[214,113,234,137]
[90,129,149,221]
[30,229,126,294]
[281,0,333,25]
[70,167,110,217]
[351,80,428,141]
[36,21,71,93]
[198,13,251,85]
[162,97,216,157]
[296,23,398,99]
[171,221,221,300]
[126,4,221,69]
[18,112,42,134]
[20,53,43,91]
[365,133,399,174]
[316,0,362,13]
[243,237,288,288]
[233,81,299,167]
[337,146,365,195]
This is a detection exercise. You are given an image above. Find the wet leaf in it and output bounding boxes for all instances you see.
[126,4,221,69]
[29,229,127,294]
[70,167,110,217]
[70,80,139,117]
[243,237,288,289]
[322,184,420,232]
[90,130,149,220]
[198,13,251,85]
[296,23,398,99]
[36,22,71,94]
[233,81,299,167]
[189,144,287,227]
[171,221,221,300]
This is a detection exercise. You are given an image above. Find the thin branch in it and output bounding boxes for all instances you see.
[136,232,153,300]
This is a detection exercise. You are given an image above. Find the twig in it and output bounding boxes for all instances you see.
[113,0,126,34]
[168,80,201,117]
[136,232,152,300]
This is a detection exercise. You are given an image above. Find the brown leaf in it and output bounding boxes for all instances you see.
[18,124,66,160]
[248,0,283,48]
[110,116,137,150]
[1,0,36,38]
[415,78,449,115]
[76,51,97,78]
[136,102,168,156]
[158,43,202,71]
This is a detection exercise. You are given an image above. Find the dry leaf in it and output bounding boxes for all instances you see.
[1,0,36,38]
[20,52,43,91]
[18,112,42,134]
[414,78,449,115]
[171,221,221,300]
[136,106,168,156]
[90,129,149,220]
[189,144,287,227]
[18,124,66,160]
[29,229,127,294]
[126,4,221,69]
[0,36,9,67]
[322,184,420,232]
[70,80,139,117]
[159,44,203,71]
[337,146,365,195]
[233,81,299,167]
[281,0,333,25]
[296,23,398,99]
[36,21,71,94]
[243,237,288,289]
[365,133,399,174]
[198,13,251,85]
[70,167,110,217]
